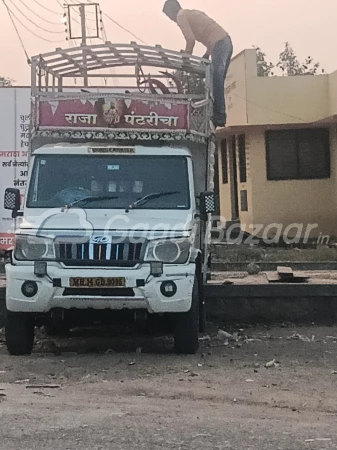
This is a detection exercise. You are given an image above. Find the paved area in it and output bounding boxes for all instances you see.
[0,325,336,449]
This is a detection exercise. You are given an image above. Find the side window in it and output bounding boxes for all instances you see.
[238,134,247,183]
[220,139,228,184]
[266,129,330,180]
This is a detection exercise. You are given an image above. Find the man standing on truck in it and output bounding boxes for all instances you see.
[163,0,233,128]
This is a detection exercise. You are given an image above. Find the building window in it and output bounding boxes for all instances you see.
[238,134,247,182]
[266,129,330,180]
[220,139,228,184]
[240,190,248,211]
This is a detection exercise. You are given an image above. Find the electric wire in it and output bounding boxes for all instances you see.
[30,0,61,15]
[103,12,148,44]
[14,0,66,26]
[2,0,30,63]
[4,4,66,42]
[231,92,307,123]
[3,1,306,123]
[6,0,65,34]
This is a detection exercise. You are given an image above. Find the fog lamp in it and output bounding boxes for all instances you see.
[160,281,177,298]
[21,281,38,298]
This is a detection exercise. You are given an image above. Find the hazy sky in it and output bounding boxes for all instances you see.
[0,0,335,84]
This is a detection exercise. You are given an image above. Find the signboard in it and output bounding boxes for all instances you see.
[0,88,30,251]
[38,97,189,130]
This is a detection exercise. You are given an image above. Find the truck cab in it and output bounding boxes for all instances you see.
[4,43,216,355]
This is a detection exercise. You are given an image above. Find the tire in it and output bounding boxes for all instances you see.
[6,311,35,356]
[174,279,199,354]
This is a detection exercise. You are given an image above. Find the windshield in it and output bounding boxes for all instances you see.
[27,155,190,210]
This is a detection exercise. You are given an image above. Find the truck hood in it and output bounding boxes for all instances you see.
[19,208,195,239]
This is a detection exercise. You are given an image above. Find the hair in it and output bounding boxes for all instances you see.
[163,0,182,20]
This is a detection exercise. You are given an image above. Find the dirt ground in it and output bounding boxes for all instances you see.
[0,324,336,450]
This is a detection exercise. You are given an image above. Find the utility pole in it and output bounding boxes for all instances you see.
[66,3,100,87]
[79,4,88,87]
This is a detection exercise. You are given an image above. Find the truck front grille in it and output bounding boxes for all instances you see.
[56,241,144,267]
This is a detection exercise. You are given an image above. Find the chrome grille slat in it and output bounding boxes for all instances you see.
[123,242,129,260]
[56,241,144,266]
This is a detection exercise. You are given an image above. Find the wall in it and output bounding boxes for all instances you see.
[225,49,331,127]
[225,50,255,126]
[328,70,337,117]
[248,127,336,238]
[246,76,329,125]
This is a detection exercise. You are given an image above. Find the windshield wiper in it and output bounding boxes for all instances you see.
[66,195,119,209]
[126,191,180,212]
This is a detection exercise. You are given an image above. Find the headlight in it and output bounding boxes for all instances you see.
[14,235,55,261]
[145,239,191,264]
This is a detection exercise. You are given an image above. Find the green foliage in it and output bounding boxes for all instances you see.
[255,43,323,77]
[255,47,274,77]
[0,76,14,86]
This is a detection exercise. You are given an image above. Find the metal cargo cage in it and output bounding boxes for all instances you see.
[31,42,213,144]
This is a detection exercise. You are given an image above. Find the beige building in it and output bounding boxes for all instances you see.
[217,49,337,241]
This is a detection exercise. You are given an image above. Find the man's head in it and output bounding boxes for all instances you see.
[163,0,182,22]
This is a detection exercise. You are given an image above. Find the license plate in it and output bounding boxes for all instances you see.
[70,277,126,288]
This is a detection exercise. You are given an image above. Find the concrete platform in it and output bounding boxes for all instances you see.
[1,271,337,327]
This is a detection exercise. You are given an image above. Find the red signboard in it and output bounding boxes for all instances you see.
[0,233,14,251]
[38,97,189,130]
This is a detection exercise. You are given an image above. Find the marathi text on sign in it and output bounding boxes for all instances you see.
[38,97,189,130]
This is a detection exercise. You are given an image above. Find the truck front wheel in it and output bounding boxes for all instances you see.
[174,280,199,354]
[6,311,35,356]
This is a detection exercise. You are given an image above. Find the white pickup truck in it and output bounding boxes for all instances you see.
[3,43,216,355]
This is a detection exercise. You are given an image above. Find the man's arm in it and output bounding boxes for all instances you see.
[176,13,196,54]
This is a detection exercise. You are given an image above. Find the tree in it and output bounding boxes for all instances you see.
[0,76,14,86]
[255,43,323,77]
[301,56,321,75]
[276,42,321,76]
[255,47,274,77]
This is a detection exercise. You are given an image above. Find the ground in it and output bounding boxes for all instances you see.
[0,325,336,450]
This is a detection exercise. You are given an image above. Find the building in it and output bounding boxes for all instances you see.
[216,49,337,241]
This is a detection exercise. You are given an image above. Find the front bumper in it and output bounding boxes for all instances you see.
[6,263,195,314]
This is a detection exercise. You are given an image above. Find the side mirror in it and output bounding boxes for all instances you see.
[4,188,21,216]
[200,191,216,216]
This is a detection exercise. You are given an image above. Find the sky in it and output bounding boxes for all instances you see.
[0,0,335,84]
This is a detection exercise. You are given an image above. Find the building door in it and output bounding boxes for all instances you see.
[213,147,220,216]
[230,136,239,220]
